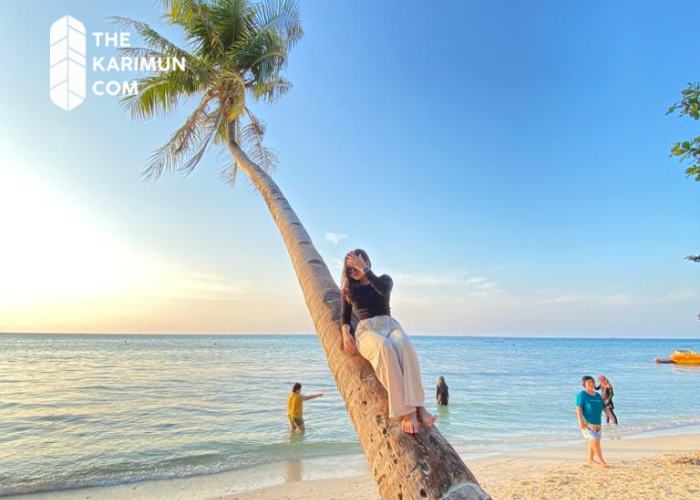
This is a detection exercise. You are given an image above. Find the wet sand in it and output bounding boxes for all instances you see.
[228,431,700,500]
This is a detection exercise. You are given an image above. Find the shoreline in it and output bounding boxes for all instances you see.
[229,429,700,500]
[8,425,700,500]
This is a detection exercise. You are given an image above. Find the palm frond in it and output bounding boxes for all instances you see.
[210,0,254,49]
[179,2,226,58]
[151,0,209,29]
[249,76,291,103]
[241,108,278,173]
[250,0,303,49]
[229,0,301,82]
[120,65,209,120]
[142,94,218,179]
[109,16,197,61]
[116,46,212,82]
[178,114,221,175]
[118,46,168,60]
[234,28,288,73]
[220,161,240,185]
[121,74,182,120]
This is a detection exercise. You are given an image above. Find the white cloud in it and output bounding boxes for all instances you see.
[390,270,506,307]
[532,289,699,307]
[324,232,348,245]
[600,294,633,305]
[533,294,595,305]
[392,271,491,288]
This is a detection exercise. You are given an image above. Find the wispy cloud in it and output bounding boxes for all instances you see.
[600,294,633,305]
[393,271,505,304]
[397,280,700,311]
[533,289,699,307]
[392,271,491,287]
[643,289,700,304]
[163,272,251,301]
[324,232,348,245]
[533,294,596,305]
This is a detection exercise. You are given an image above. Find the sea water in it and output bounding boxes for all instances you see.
[1,334,699,495]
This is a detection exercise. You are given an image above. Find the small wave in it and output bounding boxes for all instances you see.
[0,441,363,496]
[604,415,700,439]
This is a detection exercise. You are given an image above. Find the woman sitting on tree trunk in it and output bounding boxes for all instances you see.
[340,248,436,434]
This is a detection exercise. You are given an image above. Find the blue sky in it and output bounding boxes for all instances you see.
[0,0,698,336]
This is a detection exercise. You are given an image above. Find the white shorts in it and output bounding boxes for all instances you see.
[581,423,602,440]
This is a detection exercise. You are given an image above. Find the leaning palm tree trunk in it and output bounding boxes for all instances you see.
[228,137,491,500]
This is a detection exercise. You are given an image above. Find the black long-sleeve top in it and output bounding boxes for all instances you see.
[595,385,614,403]
[341,271,393,335]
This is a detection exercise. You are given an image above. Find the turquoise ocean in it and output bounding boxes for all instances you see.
[1,334,699,496]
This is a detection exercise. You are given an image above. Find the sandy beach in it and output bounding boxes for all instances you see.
[228,431,700,500]
[11,430,699,500]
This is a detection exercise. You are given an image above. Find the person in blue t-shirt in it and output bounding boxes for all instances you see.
[576,375,609,468]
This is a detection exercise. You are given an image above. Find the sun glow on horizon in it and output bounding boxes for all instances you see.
[0,166,147,304]
[0,164,272,333]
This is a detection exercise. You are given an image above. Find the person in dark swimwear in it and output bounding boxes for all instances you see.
[436,376,449,406]
[340,249,436,434]
[596,375,618,425]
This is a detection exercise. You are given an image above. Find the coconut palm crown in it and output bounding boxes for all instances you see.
[111,0,302,182]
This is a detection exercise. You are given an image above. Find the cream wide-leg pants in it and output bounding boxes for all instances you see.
[355,315,426,418]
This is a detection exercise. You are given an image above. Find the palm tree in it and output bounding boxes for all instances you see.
[115,1,490,498]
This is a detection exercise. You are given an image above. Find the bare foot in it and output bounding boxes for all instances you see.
[583,460,597,467]
[401,412,419,434]
[417,406,437,426]
[598,461,610,469]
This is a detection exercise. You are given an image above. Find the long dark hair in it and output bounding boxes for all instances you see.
[341,248,371,302]
[598,375,612,389]
[437,376,448,390]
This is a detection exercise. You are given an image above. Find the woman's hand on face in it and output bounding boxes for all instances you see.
[346,253,367,272]
[342,330,357,355]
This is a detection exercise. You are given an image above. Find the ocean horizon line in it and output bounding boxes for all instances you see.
[1,331,697,341]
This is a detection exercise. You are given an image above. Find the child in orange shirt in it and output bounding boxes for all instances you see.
[287,382,323,434]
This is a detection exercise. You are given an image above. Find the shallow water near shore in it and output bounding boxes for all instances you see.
[1,334,699,495]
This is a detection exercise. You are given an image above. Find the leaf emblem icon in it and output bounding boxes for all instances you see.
[50,16,86,111]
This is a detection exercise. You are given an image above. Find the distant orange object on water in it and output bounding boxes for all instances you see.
[655,348,700,365]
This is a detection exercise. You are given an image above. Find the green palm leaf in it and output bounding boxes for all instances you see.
[118,0,301,178]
